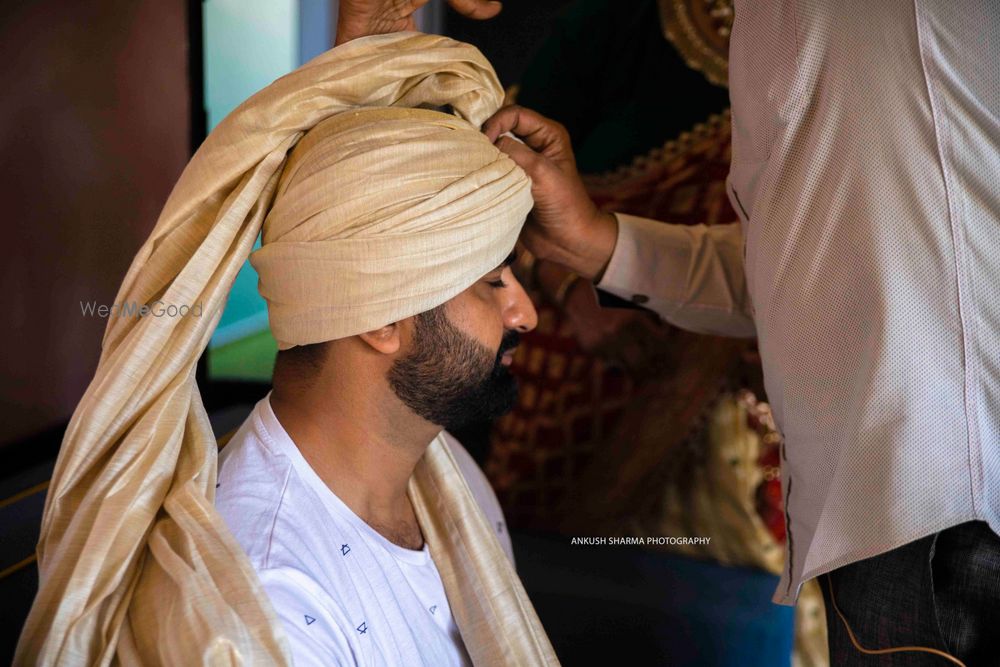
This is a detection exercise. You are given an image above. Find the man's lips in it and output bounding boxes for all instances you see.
[500,345,518,366]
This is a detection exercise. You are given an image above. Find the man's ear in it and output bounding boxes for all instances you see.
[358,321,402,355]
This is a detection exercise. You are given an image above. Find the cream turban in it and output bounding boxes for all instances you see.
[15,32,558,666]
[256,106,531,348]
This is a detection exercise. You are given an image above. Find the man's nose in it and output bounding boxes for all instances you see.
[504,279,538,334]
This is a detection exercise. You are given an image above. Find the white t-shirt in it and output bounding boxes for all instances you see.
[215,394,514,666]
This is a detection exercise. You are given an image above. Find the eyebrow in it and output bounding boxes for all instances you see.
[498,249,518,269]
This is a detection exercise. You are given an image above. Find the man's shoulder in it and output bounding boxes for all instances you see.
[215,409,299,567]
[216,407,356,578]
[216,409,291,505]
[256,566,357,665]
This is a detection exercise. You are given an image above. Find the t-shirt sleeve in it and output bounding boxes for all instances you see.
[258,567,357,667]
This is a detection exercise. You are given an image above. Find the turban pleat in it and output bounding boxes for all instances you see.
[15,32,558,666]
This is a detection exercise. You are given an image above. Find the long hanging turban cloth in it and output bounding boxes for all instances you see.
[15,32,559,666]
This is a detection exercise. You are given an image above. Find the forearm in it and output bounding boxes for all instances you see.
[595,213,757,337]
[533,210,619,282]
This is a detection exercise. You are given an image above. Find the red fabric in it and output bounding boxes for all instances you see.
[485,111,785,544]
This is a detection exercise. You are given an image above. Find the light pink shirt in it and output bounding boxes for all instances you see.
[597,0,999,605]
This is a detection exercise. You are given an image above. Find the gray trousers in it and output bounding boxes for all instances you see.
[820,520,1000,666]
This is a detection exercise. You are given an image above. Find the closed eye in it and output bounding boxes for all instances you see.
[488,279,508,289]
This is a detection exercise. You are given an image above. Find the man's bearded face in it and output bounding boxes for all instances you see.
[387,305,521,431]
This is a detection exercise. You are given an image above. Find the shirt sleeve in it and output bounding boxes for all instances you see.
[595,212,757,337]
[257,568,357,667]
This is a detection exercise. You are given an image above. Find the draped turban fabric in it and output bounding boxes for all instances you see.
[15,32,558,666]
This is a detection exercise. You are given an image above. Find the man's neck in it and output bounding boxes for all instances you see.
[269,380,440,550]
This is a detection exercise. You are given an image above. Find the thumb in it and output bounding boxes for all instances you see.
[447,0,502,19]
[495,135,543,176]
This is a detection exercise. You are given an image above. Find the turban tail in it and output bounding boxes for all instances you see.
[15,33,557,666]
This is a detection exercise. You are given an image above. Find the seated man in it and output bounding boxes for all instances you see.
[15,32,557,667]
[215,247,533,665]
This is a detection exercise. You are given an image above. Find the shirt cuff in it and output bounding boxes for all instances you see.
[595,212,682,306]
[593,212,757,337]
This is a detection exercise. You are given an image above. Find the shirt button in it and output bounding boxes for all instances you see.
[631,294,649,304]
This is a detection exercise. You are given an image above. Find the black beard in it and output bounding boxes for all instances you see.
[387,306,521,432]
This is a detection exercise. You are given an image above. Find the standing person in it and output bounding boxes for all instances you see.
[342,0,999,664]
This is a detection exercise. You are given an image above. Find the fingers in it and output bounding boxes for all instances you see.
[482,107,518,143]
[484,105,548,142]
[447,0,502,19]
[495,135,543,174]
[336,0,429,44]
[483,105,571,160]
